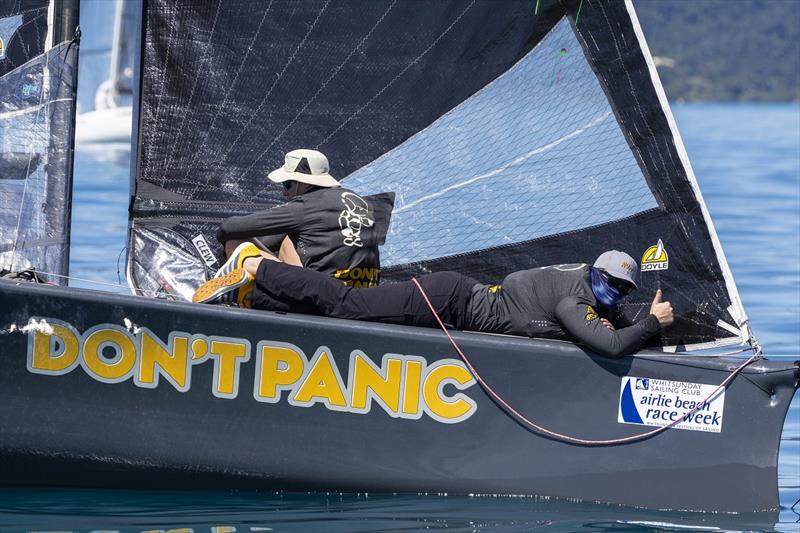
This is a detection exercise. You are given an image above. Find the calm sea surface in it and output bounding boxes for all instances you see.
[3,103,798,531]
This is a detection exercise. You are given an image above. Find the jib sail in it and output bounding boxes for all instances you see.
[0,0,80,284]
[128,0,752,350]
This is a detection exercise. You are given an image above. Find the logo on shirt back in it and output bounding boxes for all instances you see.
[339,192,374,247]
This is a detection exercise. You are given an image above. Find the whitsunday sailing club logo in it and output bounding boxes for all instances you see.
[641,239,669,271]
[618,376,725,433]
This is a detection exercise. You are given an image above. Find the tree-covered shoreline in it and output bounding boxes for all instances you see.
[635,0,799,102]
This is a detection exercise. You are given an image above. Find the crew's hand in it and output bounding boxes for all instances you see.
[600,318,615,331]
[649,289,674,327]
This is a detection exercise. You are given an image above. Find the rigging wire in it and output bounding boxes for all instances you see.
[30,270,158,297]
[411,277,762,447]
[116,245,127,284]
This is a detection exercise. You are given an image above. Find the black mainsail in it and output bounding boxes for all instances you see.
[0,0,80,284]
[128,0,752,351]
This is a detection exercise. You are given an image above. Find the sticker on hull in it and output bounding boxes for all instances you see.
[618,376,725,433]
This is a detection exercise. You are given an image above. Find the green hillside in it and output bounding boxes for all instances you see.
[634,0,800,101]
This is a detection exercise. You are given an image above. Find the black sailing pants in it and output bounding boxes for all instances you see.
[251,261,478,330]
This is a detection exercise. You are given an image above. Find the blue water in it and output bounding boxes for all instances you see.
[7,103,798,531]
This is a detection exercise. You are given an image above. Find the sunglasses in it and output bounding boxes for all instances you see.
[606,274,635,296]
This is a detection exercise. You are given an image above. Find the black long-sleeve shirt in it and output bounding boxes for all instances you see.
[217,188,394,287]
[465,264,661,357]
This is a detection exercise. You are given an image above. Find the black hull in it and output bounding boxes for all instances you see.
[0,280,797,512]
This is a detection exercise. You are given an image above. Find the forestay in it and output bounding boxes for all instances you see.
[0,0,79,284]
[129,0,752,351]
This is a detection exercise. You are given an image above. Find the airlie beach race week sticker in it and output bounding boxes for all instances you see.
[618,376,725,433]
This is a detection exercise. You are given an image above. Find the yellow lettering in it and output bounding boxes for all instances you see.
[401,359,423,416]
[255,344,305,401]
[83,328,137,382]
[423,363,476,422]
[209,339,249,398]
[138,331,190,390]
[350,354,402,413]
[291,351,347,407]
[350,267,362,279]
[28,322,79,374]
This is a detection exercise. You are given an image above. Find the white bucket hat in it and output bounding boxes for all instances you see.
[267,149,340,188]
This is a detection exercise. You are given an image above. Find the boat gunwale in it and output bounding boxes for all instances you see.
[2,278,797,379]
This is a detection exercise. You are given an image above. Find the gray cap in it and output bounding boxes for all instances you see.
[593,250,638,289]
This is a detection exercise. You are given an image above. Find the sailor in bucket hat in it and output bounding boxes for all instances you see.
[267,149,340,192]
[210,149,395,306]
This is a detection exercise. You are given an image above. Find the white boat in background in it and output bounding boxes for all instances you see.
[74,0,134,145]
[75,104,131,144]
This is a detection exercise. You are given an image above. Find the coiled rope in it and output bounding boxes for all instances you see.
[412,277,761,447]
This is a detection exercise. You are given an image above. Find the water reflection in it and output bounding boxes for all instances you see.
[0,490,790,532]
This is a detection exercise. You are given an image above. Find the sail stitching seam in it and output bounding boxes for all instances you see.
[196,0,334,194]
[150,0,177,174]
[237,0,400,188]
[176,0,275,188]
[314,0,477,150]
[162,0,225,174]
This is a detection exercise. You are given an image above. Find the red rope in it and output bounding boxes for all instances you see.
[412,277,760,446]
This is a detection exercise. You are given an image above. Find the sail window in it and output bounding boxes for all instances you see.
[346,19,657,266]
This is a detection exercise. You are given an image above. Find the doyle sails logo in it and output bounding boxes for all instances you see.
[641,239,669,271]
[24,317,478,424]
[618,376,725,433]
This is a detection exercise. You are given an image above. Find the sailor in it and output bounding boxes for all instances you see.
[215,149,394,296]
[194,250,673,357]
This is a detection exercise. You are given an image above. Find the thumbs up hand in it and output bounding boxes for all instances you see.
[649,289,674,327]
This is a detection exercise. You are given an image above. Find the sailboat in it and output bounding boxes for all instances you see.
[74,0,134,144]
[0,0,797,514]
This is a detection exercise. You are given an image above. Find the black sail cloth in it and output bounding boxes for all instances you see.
[129,0,750,350]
